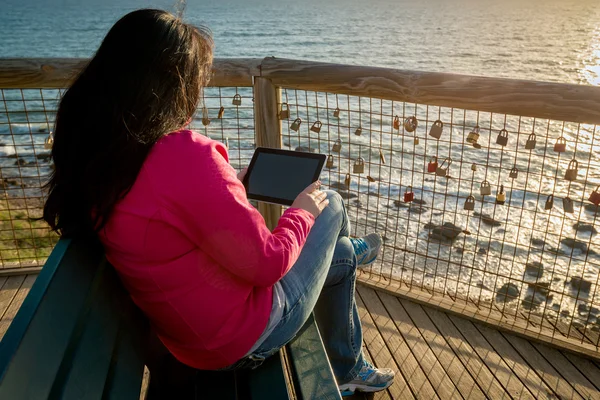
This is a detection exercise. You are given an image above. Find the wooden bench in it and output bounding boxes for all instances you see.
[0,238,342,399]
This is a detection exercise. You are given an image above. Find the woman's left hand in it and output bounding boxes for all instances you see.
[237,167,248,182]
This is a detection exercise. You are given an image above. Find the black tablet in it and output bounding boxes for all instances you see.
[243,147,327,206]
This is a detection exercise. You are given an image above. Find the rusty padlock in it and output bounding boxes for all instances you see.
[563,197,574,214]
[554,136,567,153]
[404,116,418,132]
[564,159,578,181]
[480,180,492,196]
[217,106,225,119]
[427,156,438,173]
[310,121,322,134]
[393,115,400,130]
[404,186,414,203]
[379,149,386,164]
[355,126,362,136]
[545,194,554,210]
[429,120,443,139]
[202,107,210,126]
[326,155,334,169]
[333,107,340,118]
[279,103,290,120]
[290,118,302,132]
[467,126,480,144]
[332,139,342,153]
[509,166,518,179]
[344,173,351,188]
[525,133,537,150]
[232,94,242,106]
[353,157,365,174]
[44,132,54,150]
[436,157,452,177]
[496,185,506,205]
[464,195,476,211]
[496,129,509,147]
[589,186,600,206]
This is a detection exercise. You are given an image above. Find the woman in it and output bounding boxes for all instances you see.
[43,9,395,396]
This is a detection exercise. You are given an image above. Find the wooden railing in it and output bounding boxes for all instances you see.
[2,58,600,361]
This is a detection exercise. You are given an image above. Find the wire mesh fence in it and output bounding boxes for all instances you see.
[279,88,600,348]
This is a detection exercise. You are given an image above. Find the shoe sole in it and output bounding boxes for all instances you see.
[339,379,393,395]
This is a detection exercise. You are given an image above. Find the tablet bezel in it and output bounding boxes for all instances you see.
[242,147,327,206]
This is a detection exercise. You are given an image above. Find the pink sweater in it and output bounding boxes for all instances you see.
[99,130,315,370]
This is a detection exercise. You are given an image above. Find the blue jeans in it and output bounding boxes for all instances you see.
[237,191,365,383]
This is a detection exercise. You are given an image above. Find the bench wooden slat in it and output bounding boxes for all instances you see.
[287,314,342,400]
[247,352,290,399]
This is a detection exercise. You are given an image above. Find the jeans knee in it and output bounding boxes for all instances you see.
[324,190,343,212]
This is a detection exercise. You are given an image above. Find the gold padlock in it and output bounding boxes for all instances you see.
[44,132,54,150]
[496,185,506,205]
[355,127,362,136]
[471,163,477,172]
[310,121,322,134]
[217,106,225,119]
[564,159,578,181]
[344,173,351,188]
[525,133,536,150]
[480,180,492,196]
[545,194,554,210]
[353,157,365,174]
[333,107,340,118]
[563,197,574,213]
[326,155,334,169]
[509,166,518,179]
[332,139,342,153]
[279,103,290,120]
[404,116,418,133]
[202,107,210,126]
[467,126,480,144]
[414,137,419,145]
[429,120,443,139]
[290,118,302,132]
[464,195,476,211]
[436,157,452,177]
[232,94,242,106]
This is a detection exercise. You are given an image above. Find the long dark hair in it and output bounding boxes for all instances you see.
[43,9,213,237]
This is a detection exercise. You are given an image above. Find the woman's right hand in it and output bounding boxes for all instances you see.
[291,181,329,218]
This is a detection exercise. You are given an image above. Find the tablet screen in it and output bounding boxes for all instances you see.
[244,149,326,206]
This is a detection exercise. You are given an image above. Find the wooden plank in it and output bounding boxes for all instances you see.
[398,296,495,399]
[0,58,261,89]
[502,332,584,400]
[376,291,462,399]
[355,290,413,400]
[529,341,599,399]
[0,275,35,338]
[356,287,438,400]
[562,351,600,392]
[0,267,43,277]
[253,77,283,230]
[286,314,341,400]
[261,57,600,125]
[445,314,536,400]
[247,351,291,400]
[0,275,23,324]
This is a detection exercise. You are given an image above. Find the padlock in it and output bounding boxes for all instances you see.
[225,138,229,149]
[344,173,351,188]
[232,94,242,106]
[564,159,578,181]
[545,194,554,210]
[414,137,419,145]
[353,157,365,174]
[436,157,452,177]
[379,149,386,164]
[332,139,342,153]
[480,180,492,196]
[404,116,418,133]
[496,185,506,205]
[310,121,322,134]
[496,129,509,146]
[429,120,443,139]
[326,155,334,169]
[467,126,480,144]
[589,186,600,206]
[427,156,438,173]
[404,187,414,203]
[290,118,302,132]
[217,106,225,119]
[202,107,210,126]
[563,197,574,214]
[355,127,362,136]
[464,195,476,211]
[333,107,340,118]
[279,103,289,120]
[471,163,477,172]
[44,132,54,150]
[554,137,567,153]
[525,133,536,150]
[393,116,400,130]
[509,166,518,179]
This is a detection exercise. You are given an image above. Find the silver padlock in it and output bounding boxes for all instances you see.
[355,126,362,136]
[563,197,574,214]
[310,121,322,134]
[279,103,290,120]
[564,159,578,181]
[545,194,554,210]
[509,166,518,179]
[429,120,443,139]
[480,180,492,196]
[332,139,342,153]
[232,94,242,106]
[464,195,476,211]
[496,129,509,146]
[333,107,340,118]
[290,118,302,132]
[525,133,536,150]
[436,157,452,177]
[353,157,365,174]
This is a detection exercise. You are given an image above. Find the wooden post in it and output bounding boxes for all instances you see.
[253,77,283,230]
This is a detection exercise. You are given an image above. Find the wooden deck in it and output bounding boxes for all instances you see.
[1,274,599,399]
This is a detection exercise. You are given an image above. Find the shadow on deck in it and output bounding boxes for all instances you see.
[1,274,598,399]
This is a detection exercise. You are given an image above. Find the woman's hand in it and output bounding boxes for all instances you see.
[237,167,248,182]
[291,181,329,218]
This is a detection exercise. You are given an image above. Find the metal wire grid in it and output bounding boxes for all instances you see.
[280,88,600,347]
[0,86,254,269]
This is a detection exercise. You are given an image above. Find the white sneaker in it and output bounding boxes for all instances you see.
[338,361,395,396]
[349,233,382,266]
